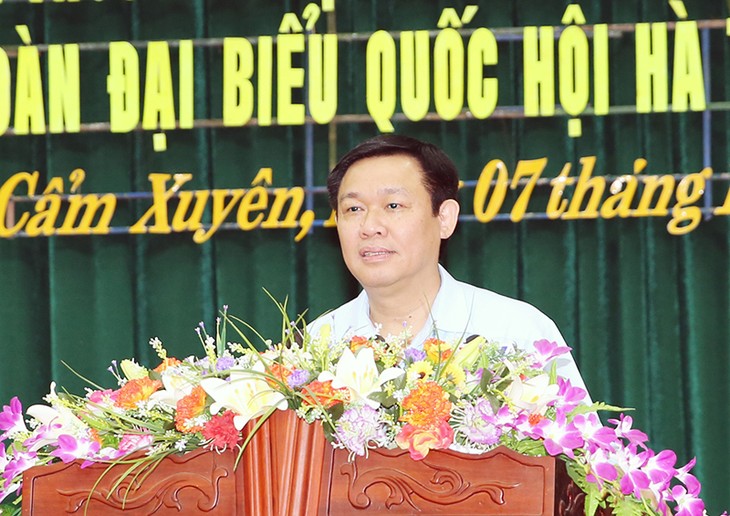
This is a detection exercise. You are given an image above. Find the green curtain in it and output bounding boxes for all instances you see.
[1,0,728,512]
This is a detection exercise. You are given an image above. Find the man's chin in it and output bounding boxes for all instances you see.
[353,272,398,291]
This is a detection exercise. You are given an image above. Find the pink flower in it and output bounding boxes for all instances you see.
[553,378,588,410]
[118,433,154,454]
[572,412,618,452]
[532,410,584,458]
[643,449,677,486]
[620,469,651,499]
[531,339,572,368]
[87,389,118,405]
[671,485,705,516]
[395,420,454,461]
[2,449,38,490]
[0,397,28,440]
[613,445,652,498]
[50,434,101,466]
[608,414,648,448]
[584,448,619,486]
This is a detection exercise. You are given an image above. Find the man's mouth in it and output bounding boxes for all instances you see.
[360,249,394,258]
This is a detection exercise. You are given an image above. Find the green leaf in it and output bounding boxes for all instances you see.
[610,497,649,516]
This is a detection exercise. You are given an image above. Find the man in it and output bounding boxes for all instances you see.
[310,134,588,393]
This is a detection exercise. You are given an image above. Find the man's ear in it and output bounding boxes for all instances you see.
[438,199,460,239]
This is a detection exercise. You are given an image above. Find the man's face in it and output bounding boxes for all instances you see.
[335,154,456,293]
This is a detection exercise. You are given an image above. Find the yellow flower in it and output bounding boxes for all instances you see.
[423,338,452,363]
[407,360,434,383]
[440,363,466,390]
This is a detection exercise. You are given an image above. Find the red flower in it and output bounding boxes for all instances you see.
[202,411,240,450]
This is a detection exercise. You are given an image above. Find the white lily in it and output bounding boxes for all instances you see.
[318,347,404,408]
[26,384,89,451]
[503,373,559,414]
[150,372,197,408]
[200,363,287,430]
[451,335,486,369]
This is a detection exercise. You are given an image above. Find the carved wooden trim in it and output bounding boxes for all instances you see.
[22,448,243,515]
[23,410,597,515]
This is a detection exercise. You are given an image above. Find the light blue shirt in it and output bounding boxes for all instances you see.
[309,265,589,394]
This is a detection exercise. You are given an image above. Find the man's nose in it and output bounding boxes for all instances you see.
[359,209,386,237]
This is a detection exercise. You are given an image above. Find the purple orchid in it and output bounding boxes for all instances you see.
[584,448,619,485]
[531,339,572,368]
[553,378,588,410]
[50,434,101,466]
[671,484,706,516]
[608,414,649,447]
[572,412,618,452]
[611,445,653,498]
[0,397,29,440]
[644,449,677,485]
[532,410,584,458]
[675,457,702,496]
[2,449,38,489]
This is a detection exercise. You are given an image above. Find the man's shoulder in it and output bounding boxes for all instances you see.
[437,271,563,343]
[446,274,551,320]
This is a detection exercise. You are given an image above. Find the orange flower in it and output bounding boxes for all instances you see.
[88,428,103,446]
[115,378,162,409]
[175,385,208,433]
[265,362,292,387]
[154,357,181,373]
[349,335,371,354]
[400,381,452,428]
[300,380,350,408]
[395,419,454,460]
[423,338,452,363]
[528,413,546,426]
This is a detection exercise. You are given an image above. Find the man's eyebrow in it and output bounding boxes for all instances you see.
[338,191,360,203]
[339,187,409,202]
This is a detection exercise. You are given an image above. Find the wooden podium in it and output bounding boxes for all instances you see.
[22,410,599,515]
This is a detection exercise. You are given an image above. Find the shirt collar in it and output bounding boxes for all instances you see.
[425,264,472,334]
[355,264,472,338]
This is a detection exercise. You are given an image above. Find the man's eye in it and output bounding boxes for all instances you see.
[346,206,361,212]
[387,203,400,210]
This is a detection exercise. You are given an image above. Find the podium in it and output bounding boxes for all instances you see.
[22,410,602,515]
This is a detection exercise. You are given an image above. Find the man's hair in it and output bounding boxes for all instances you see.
[327,134,459,215]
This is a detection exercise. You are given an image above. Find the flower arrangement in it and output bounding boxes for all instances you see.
[0,307,713,515]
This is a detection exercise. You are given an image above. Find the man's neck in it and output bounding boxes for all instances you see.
[365,268,442,338]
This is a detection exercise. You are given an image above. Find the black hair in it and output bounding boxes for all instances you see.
[327,135,459,215]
